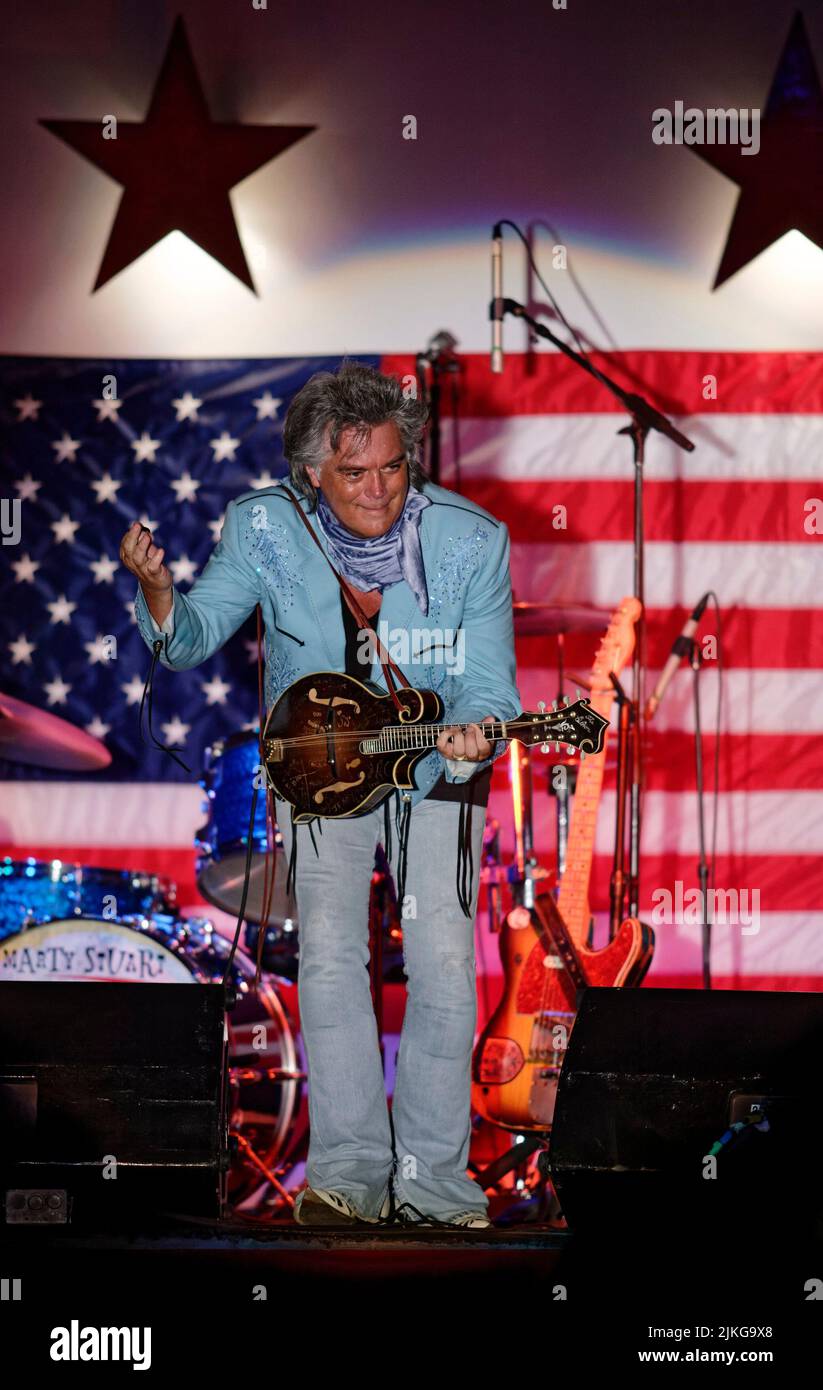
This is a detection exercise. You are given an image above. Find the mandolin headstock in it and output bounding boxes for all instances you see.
[514,698,610,756]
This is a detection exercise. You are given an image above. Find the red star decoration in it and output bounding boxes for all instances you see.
[40,16,315,293]
[693,11,823,288]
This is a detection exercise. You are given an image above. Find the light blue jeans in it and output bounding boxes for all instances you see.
[275,791,488,1221]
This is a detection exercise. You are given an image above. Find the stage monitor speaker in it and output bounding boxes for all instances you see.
[0,981,228,1227]
[549,987,823,1238]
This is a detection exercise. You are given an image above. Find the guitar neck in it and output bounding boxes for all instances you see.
[556,690,613,946]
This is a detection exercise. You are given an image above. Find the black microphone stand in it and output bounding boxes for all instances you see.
[416,330,460,485]
[689,638,713,989]
[608,671,633,939]
[490,297,695,917]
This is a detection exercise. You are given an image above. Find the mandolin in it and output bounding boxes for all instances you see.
[261,671,609,822]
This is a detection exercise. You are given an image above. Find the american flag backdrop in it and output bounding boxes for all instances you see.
[2,350,822,1002]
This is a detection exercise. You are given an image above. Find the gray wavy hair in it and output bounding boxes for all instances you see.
[283,359,429,510]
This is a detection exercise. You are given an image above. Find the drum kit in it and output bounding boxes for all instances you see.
[0,601,608,1218]
[0,694,306,1214]
[0,691,408,1218]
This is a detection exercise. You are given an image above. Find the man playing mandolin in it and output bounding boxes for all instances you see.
[121,361,521,1228]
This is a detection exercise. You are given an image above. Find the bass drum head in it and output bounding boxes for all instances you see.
[0,915,303,1207]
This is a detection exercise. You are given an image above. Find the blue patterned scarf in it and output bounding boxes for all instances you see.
[315,485,431,615]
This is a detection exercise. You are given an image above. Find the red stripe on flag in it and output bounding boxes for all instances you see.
[515,608,823,669]
[496,735,823,794]
[585,854,823,913]
[381,351,823,415]
[465,479,821,544]
[5,848,818,915]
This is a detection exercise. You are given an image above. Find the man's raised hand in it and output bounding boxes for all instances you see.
[119,522,173,626]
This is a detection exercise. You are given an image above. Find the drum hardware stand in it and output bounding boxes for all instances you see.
[481,819,505,935]
[491,295,695,917]
[370,866,386,1055]
[608,671,633,940]
[550,632,574,885]
[229,1130,296,1211]
[508,735,551,910]
[472,1133,562,1226]
[547,760,577,885]
[368,846,403,1070]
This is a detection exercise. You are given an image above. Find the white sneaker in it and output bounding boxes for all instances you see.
[447,1211,492,1229]
[294,1185,391,1225]
[394,1202,491,1229]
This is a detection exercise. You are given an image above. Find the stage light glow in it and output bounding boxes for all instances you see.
[754,229,823,286]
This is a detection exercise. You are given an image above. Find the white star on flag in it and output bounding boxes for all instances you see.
[14,394,42,422]
[252,392,282,421]
[131,432,161,463]
[207,513,226,543]
[169,554,198,585]
[85,717,111,740]
[11,553,40,583]
[137,514,159,533]
[161,716,191,746]
[90,472,122,503]
[44,676,71,706]
[14,473,42,502]
[9,635,35,665]
[121,673,147,706]
[89,554,119,584]
[123,600,137,625]
[170,471,201,503]
[202,674,232,705]
[171,392,202,422]
[93,398,123,423]
[244,640,260,664]
[210,430,240,462]
[84,634,115,664]
[50,514,80,544]
[46,595,77,625]
[250,471,278,490]
[51,433,82,463]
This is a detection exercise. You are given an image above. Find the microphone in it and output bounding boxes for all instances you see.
[491,223,504,373]
[645,593,710,720]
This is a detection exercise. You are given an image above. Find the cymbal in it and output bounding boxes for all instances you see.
[513,603,611,637]
[0,691,112,772]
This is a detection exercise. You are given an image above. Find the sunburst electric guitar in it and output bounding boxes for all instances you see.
[472,596,655,1131]
[261,671,609,821]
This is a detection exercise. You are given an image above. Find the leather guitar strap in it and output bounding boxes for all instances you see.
[281,488,412,710]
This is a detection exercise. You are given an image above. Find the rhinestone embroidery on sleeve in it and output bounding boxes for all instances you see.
[427,525,490,620]
[264,645,298,708]
[244,520,303,611]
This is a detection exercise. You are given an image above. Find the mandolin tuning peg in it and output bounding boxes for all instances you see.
[576,686,582,700]
[538,700,546,713]
[552,699,558,711]
[580,749,586,761]
[540,742,549,754]
[554,741,560,753]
